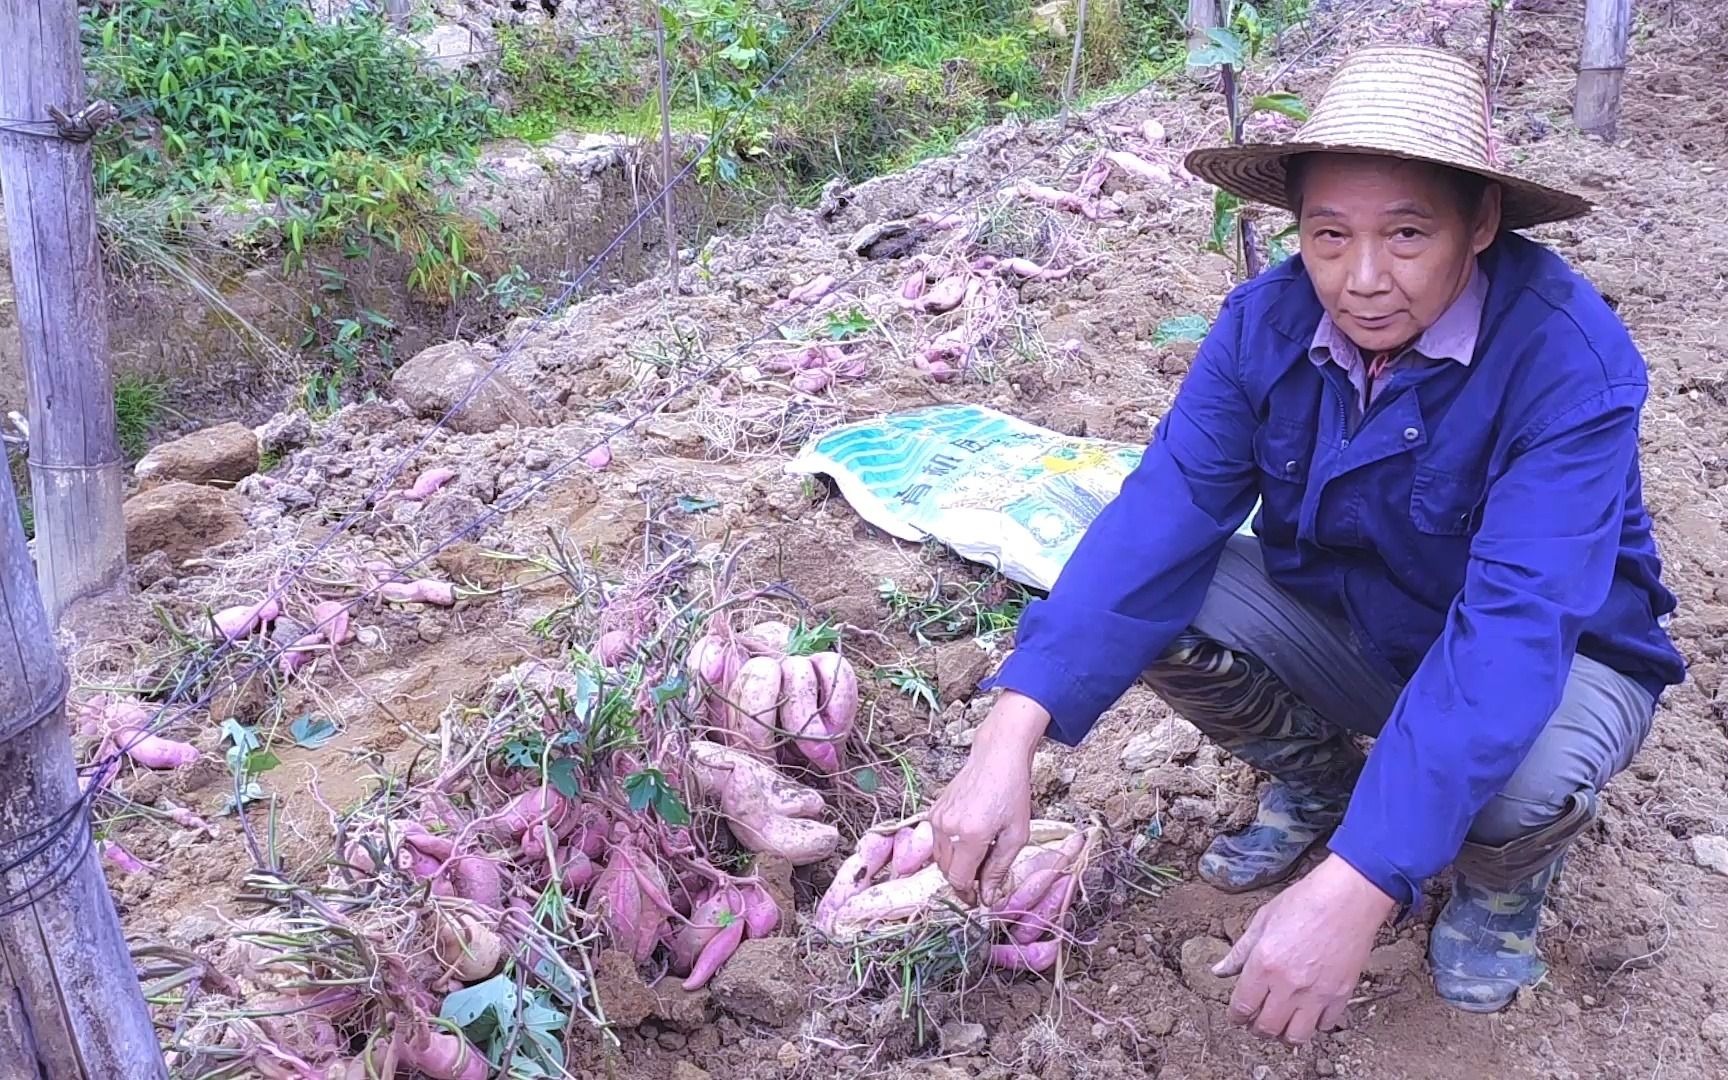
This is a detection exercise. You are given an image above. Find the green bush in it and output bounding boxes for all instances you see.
[83,0,496,246]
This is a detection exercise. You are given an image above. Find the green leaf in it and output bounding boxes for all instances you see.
[654,789,691,827]
[1188,27,1247,69]
[289,715,339,749]
[440,975,517,1044]
[245,750,281,775]
[624,771,654,814]
[651,670,689,705]
[853,766,880,794]
[1206,188,1241,255]
[1249,92,1310,123]
[221,719,260,754]
[546,757,581,800]
[675,495,721,514]
[1153,315,1212,346]
[786,622,841,656]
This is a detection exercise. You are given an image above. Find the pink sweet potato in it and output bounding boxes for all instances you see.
[737,620,794,657]
[787,273,838,305]
[447,856,505,909]
[998,258,1071,281]
[210,598,281,641]
[729,811,840,867]
[596,629,633,666]
[890,821,935,878]
[779,655,838,772]
[585,442,613,470]
[740,882,780,938]
[668,890,731,975]
[683,914,744,991]
[1105,150,1172,187]
[814,830,897,932]
[434,910,505,983]
[990,939,1061,973]
[380,579,456,607]
[1009,872,1075,945]
[730,655,784,754]
[688,741,826,819]
[561,849,597,891]
[828,863,946,933]
[900,271,929,301]
[312,601,354,645]
[1078,155,1112,197]
[112,728,200,770]
[399,1023,486,1080]
[103,842,149,874]
[920,276,967,314]
[1140,118,1167,145]
[791,369,833,395]
[809,653,859,738]
[405,467,458,501]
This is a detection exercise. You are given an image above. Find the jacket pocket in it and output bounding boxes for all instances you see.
[1253,421,1310,486]
[1409,467,1484,536]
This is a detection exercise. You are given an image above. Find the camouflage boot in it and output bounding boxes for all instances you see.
[1428,860,1560,1013]
[1143,632,1364,893]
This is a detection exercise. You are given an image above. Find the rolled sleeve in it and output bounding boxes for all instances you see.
[1329,380,1648,907]
[988,293,1261,746]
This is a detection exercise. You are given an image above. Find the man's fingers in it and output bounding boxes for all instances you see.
[978,822,1029,907]
[1281,1003,1323,1047]
[940,833,989,904]
[1225,964,1270,1028]
[1212,923,1258,978]
[1249,988,1296,1041]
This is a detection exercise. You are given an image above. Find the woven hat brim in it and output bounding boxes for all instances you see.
[1184,143,1592,231]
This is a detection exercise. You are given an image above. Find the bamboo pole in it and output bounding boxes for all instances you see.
[0,0,128,623]
[0,455,164,1076]
[653,4,679,285]
[1574,0,1632,139]
[1059,0,1091,130]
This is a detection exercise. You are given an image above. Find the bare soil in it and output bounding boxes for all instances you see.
[72,2,1728,1078]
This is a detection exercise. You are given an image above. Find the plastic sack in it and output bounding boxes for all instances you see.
[786,404,1252,591]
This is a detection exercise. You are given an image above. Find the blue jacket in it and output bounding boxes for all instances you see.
[993,232,1685,906]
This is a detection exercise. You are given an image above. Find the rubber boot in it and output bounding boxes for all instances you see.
[1144,633,1363,893]
[1429,859,1560,1013]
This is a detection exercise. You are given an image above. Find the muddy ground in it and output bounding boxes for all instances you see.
[67,1,1728,1078]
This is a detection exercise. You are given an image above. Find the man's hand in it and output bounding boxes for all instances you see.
[930,692,1048,905]
[1213,854,1397,1045]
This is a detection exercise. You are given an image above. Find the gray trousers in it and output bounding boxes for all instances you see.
[1142,535,1655,884]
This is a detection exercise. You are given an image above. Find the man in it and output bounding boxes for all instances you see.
[930,45,1684,1042]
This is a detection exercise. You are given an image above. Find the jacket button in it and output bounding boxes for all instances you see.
[1284,460,1298,474]
[1403,426,1420,442]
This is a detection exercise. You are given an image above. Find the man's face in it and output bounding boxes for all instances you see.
[1295,153,1502,354]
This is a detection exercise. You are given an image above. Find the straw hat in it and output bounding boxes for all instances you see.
[1183,45,1590,231]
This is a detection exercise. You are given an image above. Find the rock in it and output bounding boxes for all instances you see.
[1364,939,1424,980]
[1316,1058,1336,1077]
[132,550,175,589]
[391,341,541,435]
[709,938,806,1026]
[775,1042,800,1070]
[591,951,658,1028]
[752,853,798,932]
[413,24,486,73]
[934,640,993,703]
[124,482,247,565]
[1178,936,1236,1003]
[414,490,488,544]
[657,1031,687,1051]
[1690,834,1728,876]
[1031,0,1075,39]
[672,1063,712,1080]
[1144,1009,1176,1037]
[1121,718,1206,771]
[135,422,259,487]
[257,410,312,455]
[651,985,714,1029]
[941,1021,988,1056]
[1702,1012,1728,1057]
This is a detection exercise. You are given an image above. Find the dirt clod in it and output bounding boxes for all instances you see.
[1690,834,1728,875]
[592,951,659,1029]
[671,1062,712,1080]
[1120,717,1205,770]
[1703,1013,1728,1058]
[941,1020,988,1055]
[709,938,806,1026]
[123,482,247,565]
[935,640,994,703]
[1178,936,1236,1003]
[1364,939,1425,980]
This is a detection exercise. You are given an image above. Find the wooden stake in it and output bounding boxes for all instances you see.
[1574,0,1632,139]
[0,0,128,623]
[1059,0,1091,131]
[653,4,679,286]
[0,460,164,1077]
[1186,0,1223,72]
